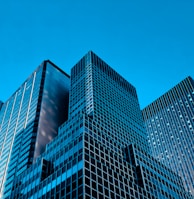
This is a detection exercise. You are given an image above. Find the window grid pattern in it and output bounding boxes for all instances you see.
[1,61,70,198]
[6,52,193,199]
[0,65,44,197]
[10,113,84,199]
[142,76,194,195]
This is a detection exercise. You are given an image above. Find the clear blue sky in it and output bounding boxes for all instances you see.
[0,0,194,109]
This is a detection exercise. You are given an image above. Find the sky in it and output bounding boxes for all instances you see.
[0,0,194,109]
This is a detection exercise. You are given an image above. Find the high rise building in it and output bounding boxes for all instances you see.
[1,52,192,199]
[0,60,70,198]
[142,77,194,196]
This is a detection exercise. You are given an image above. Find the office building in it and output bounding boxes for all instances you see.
[2,52,193,198]
[0,61,70,198]
[142,77,194,195]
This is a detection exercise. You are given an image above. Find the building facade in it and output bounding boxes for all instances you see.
[142,77,194,196]
[0,61,70,198]
[1,52,193,198]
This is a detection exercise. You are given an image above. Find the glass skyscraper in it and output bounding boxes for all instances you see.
[0,61,70,198]
[1,52,193,199]
[142,77,194,196]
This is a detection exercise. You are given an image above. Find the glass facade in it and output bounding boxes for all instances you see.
[70,51,148,152]
[0,61,70,198]
[1,52,193,199]
[142,77,194,196]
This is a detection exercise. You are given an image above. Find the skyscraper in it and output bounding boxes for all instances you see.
[142,77,194,196]
[2,52,192,199]
[0,60,70,198]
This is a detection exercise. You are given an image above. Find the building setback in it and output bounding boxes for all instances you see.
[0,61,70,198]
[142,77,194,196]
[1,52,193,199]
